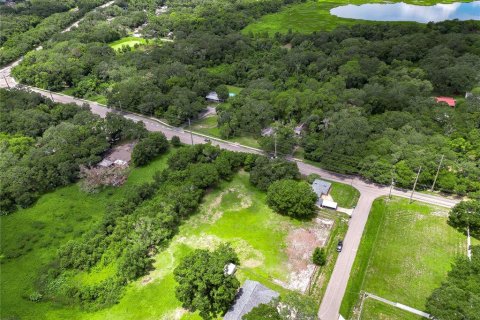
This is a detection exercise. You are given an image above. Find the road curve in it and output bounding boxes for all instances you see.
[1,69,460,320]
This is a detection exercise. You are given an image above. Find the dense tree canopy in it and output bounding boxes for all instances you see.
[0,88,146,214]
[244,303,281,320]
[11,11,480,198]
[312,247,326,266]
[426,246,480,320]
[0,0,111,65]
[174,244,240,319]
[249,157,300,191]
[267,179,317,218]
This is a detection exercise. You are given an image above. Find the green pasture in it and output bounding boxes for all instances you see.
[1,163,336,319]
[0,155,170,320]
[109,37,147,51]
[340,197,476,319]
[191,115,261,149]
[243,0,472,35]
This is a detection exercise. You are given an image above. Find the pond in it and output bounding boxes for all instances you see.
[330,1,480,23]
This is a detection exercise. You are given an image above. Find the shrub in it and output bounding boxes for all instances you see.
[132,132,169,166]
[171,135,181,147]
[312,247,326,266]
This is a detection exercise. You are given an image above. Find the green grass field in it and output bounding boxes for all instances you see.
[62,172,319,319]
[191,115,261,148]
[0,154,170,320]
[360,298,423,320]
[330,181,360,208]
[1,160,335,319]
[227,85,243,96]
[340,197,476,319]
[109,37,147,51]
[243,0,472,35]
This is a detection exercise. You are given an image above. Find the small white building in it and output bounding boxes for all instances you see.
[319,199,338,210]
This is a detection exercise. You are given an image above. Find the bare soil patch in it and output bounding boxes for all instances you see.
[274,218,334,292]
[196,187,253,224]
[105,142,136,164]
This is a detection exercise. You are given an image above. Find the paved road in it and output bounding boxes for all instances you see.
[15,86,460,320]
[0,53,461,320]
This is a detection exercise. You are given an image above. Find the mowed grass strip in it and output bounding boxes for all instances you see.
[340,197,474,319]
[360,298,423,320]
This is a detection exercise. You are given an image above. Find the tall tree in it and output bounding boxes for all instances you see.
[448,200,480,239]
[174,244,240,319]
[267,179,317,218]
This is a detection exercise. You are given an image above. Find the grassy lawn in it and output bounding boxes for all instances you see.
[191,115,261,149]
[242,0,471,35]
[0,154,170,320]
[330,181,360,208]
[360,298,423,320]
[340,197,476,319]
[109,36,147,51]
[86,94,108,105]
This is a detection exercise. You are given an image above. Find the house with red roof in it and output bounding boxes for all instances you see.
[435,96,456,107]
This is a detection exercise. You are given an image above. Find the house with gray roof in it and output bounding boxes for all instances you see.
[224,280,279,320]
[312,179,332,206]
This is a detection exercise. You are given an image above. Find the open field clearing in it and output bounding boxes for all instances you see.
[1,156,353,319]
[191,115,261,149]
[109,37,147,51]
[340,197,477,319]
[0,154,170,319]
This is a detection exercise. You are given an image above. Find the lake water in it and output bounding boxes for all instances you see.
[330,1,480,23]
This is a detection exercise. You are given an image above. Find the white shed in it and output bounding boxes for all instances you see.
[321,200,338,210]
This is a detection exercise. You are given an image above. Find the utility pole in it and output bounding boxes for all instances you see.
[431,154,444,191]
[388,169,395,199]
[49,91,55,102]
[3,75,10,88]
[409,166,422,203]
[188,118,194,146]
[389,177,394,199]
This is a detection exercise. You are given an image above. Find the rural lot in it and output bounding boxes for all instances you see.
[1,0,479,320]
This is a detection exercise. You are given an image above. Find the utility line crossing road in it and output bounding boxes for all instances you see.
[0,65,460,320]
